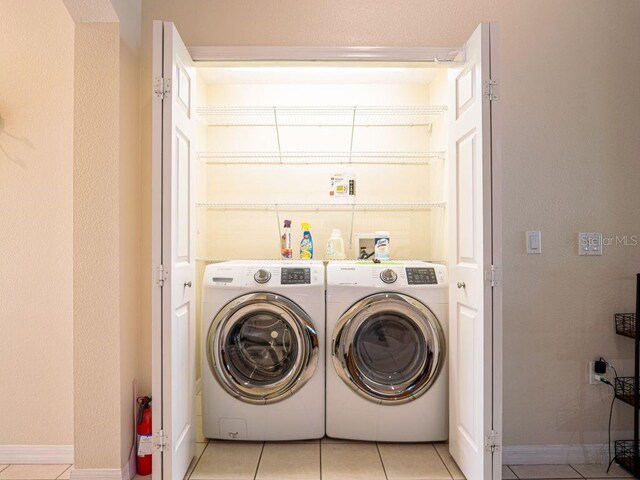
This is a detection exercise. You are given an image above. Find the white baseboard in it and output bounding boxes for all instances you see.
[0,445,74,464]
[503,444,609,465]
[70,462,130,480]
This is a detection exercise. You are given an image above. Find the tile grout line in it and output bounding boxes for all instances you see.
[319,440,323,480]
[506,465,520,479]
[252,441,265,480]
[375,442,389,480]
[186,440,210,479]
[432,443,455,480]
[568,464,587,479]
[55,464,73,480]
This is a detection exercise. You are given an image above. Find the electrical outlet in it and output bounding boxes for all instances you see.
[589,361,607,385]
[579,233,603,256]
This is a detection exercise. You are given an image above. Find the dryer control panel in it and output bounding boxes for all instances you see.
[328,261,447,289]
[406,267,438,285]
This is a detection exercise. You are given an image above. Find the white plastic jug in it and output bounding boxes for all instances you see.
[326,229,346,260]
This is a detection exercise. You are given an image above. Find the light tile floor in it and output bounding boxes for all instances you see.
[187,438,463,480]
[184,439,637,480]
[0,464,72,480]
[0,456,633,480]
[0,396,631,480]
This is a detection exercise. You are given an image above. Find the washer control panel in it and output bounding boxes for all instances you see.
[406,267,438,285]
[379,269,398,284]
[281,267,311,285]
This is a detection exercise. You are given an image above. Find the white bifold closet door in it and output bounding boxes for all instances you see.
[150,18,501,480]
[152,21,197,480]
[448,23,501,480]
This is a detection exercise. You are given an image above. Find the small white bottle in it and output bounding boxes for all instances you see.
[325,229,346,260]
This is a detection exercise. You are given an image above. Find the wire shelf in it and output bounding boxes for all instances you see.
[614,440,639,473]
[616,313,637,339]
[198,151,446,165]
[196,202,446,211]
[197,105,447,127]
[615,377,639,407]
[196,257,447,264]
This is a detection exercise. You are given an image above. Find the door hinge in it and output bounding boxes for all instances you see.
[153,77,171,100]
[154,429,168,452]
[485,430,502,453]
[487,265,499,287]
[154,264,168,287]
[483,79,498,101]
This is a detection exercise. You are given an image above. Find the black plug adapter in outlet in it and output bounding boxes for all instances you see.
[594,360,607,374]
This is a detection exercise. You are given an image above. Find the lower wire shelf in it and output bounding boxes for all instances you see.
[614,377,639,408]
[614,440,640,473]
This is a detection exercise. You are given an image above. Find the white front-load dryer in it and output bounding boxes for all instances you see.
[326,261,448,442]
[201,260,325,441]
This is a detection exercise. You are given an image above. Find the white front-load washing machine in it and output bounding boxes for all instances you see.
[326,261,448,442]
[201,260,325,441]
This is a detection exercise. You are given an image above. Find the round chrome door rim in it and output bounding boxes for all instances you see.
[207,292,319,405]
[332,292,445,405]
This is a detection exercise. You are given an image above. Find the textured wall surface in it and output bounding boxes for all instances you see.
[0,0,75,446]
[112,0,142,467]
[141,0,640,447]
[72,20,121,469]
[67,0,142,469]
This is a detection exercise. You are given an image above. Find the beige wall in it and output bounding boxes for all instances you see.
[0,0,141,466]
[141,0,640,447]
[111,0,142,467]
[71,18,122,468]
[66,0,142,470]
[0,0,75,446]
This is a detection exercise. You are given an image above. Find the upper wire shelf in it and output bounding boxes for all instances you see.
[197,105,447,127]
[196,257,448,264]
[198,151,446,165]
[196,202,446,211]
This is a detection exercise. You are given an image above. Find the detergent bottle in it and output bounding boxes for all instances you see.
[299,223,314,259]
[325,229,346,260]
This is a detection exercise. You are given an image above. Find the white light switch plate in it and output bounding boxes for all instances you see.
[526,231,541,254]
[579,232,603,256]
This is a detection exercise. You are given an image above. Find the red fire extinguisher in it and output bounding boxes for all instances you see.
[137,396,152,476]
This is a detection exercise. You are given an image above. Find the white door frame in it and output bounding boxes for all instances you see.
[489,23,504,476]
[151,25,502,480]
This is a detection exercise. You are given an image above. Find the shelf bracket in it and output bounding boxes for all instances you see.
[348,107,356,164]
[348,203,356,250]
[273,107,282,165]
[275,203,282,241]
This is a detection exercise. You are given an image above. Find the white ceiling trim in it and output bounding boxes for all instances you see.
[187,46,464,63]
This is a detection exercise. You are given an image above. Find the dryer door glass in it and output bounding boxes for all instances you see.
[333,292,445,404]
[207,292,319,404]
[352,312,427,387]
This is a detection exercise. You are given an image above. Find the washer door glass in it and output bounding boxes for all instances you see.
[333,293,444,404]
[207,293,319,404]
[226,311,298,385]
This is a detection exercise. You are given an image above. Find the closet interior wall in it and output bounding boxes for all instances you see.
[193,63,450,385]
